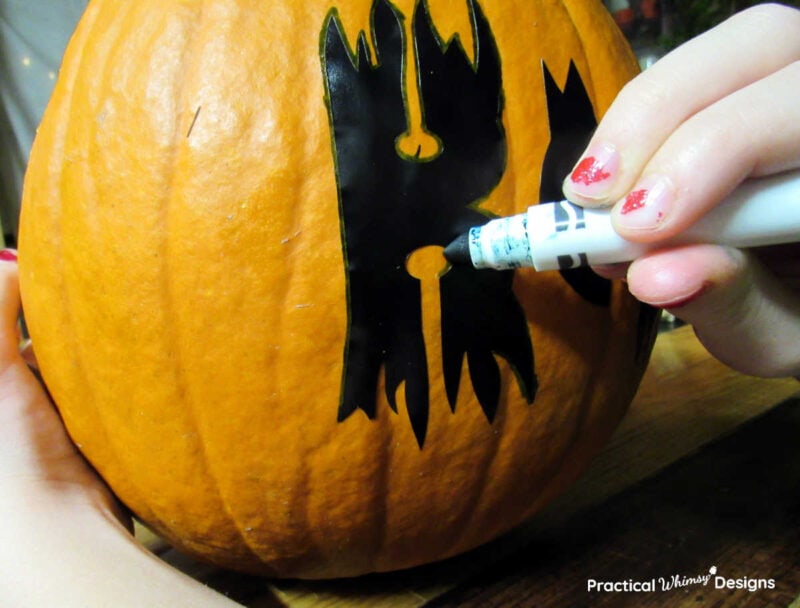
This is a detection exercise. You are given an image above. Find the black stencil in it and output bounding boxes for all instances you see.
[540,61,612,307]
[321,0,536,447]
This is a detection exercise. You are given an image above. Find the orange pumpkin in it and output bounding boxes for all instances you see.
[19,0,654,578]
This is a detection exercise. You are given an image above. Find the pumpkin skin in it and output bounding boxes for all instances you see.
[19,0,653,579]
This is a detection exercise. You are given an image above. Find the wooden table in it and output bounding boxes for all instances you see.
[137,324,800,607]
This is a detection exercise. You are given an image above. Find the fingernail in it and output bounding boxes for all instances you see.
[566,142,620,200]
[617,175,675,230]
[0,249,18,263]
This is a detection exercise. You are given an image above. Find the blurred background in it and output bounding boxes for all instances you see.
[605,0,800,69]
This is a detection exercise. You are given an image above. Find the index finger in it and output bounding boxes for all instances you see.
[562,4,800,208]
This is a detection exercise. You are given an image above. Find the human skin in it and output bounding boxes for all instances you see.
[562,4,800,378]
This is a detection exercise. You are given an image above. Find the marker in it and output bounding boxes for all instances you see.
[443,170,800,271]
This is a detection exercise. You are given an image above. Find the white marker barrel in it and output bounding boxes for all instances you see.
[469,171,800,272]
[526,202,649,271]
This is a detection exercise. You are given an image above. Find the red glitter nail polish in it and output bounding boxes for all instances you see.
[571,156,611,186]
[621,189,648,215]
[0,249,17,262]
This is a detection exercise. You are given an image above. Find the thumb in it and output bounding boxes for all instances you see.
[627,244,800,378]
[0,253,22,369]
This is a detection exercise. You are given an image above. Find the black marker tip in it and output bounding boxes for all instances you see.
[443,232,472,266]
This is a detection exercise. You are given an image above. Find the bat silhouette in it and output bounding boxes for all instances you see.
[322,0,536,447]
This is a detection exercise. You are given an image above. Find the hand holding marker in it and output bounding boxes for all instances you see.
[443,170,800,272]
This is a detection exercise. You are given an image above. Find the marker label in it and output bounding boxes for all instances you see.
[552,201,588,269]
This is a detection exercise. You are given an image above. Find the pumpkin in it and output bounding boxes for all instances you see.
[19,0,654,579]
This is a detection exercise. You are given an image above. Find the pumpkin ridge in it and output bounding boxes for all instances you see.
[511,289,640,528]
[558,3,598,114]
[296,453,340,576]
[19,0,164,531]
[560,0,640,115]
[92,1,232,540]
[438,371,509,558]
[380,395,405,566]
[54,2,136,513]
[363,368,395,569]
[149,3,232,546]
[155,3,276,565]
[374,436,394,568]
